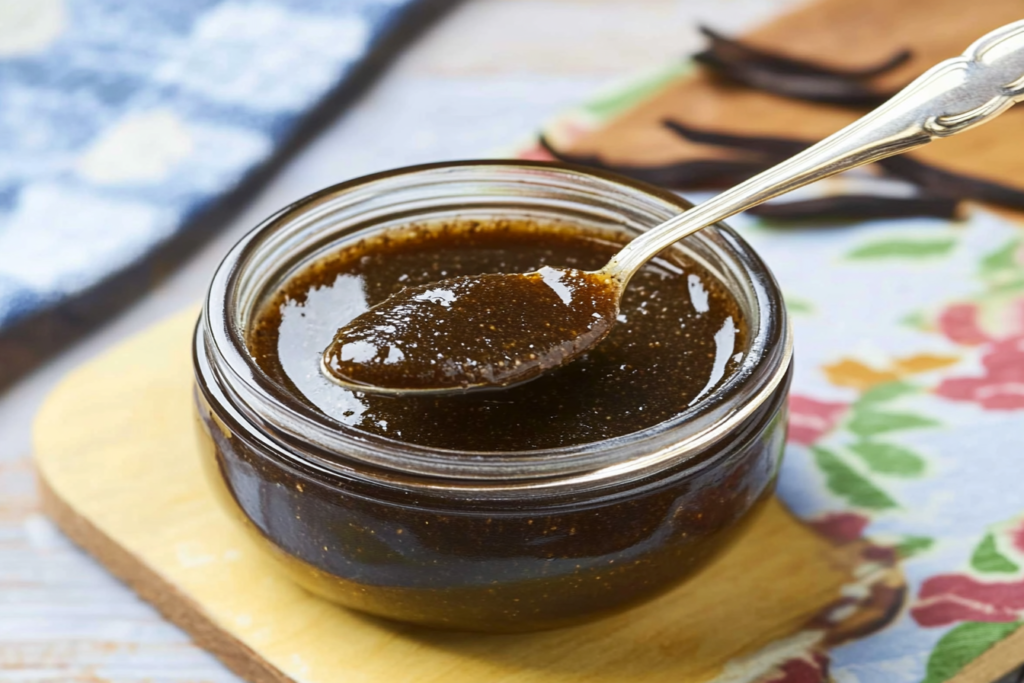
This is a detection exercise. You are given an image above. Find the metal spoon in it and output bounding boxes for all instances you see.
[323,20,1024,396]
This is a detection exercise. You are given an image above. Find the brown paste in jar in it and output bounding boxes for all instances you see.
[247,218,748,451]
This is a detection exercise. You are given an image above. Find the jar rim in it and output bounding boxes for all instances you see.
[199,160,792,487]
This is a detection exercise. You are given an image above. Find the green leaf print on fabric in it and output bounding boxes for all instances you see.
[849,441,926,477]
[848,409,939,437]
[901,310,931,331]
[978,238,1024,296]
[980,238,1021,275]
[989,276,1024,295]
[859,381,917,404]
[812,446,898,510]
[971,534,1020,574]
[922,621,1022,683]
[896,535,935,559]
[847,237,956,260]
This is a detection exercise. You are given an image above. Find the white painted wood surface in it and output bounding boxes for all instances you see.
[0,1,806,680]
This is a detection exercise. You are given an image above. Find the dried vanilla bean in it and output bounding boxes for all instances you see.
[538,135,770,188]
[749,195,960,222]
[662,119,807,157]
[698,26,911,79]
[663,119,1024,210]
[877,156,1024,211]
[694,26,908,107]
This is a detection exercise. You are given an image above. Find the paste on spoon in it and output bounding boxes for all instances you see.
[322,267,618,391]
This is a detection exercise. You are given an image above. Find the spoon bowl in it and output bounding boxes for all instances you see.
[321,267,621,395]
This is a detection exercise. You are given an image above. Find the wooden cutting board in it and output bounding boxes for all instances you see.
[527,0,1024,240]
[30,307,1019,683]
[560,0,1024,203]
[32,310,854,683]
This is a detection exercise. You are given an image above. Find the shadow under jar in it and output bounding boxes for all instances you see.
[193,161,793,633]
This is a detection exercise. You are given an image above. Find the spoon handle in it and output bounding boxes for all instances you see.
[604,20,1024,283]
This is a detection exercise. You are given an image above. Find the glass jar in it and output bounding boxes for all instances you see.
[193,161,793,632]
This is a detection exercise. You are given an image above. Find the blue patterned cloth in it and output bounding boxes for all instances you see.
[0,0,424,331]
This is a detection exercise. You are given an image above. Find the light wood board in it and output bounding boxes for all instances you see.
[34,311,1024,682]
[28,309,901,683]
[566,0,1024,221]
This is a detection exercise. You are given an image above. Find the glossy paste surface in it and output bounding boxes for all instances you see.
[249,219,747,451]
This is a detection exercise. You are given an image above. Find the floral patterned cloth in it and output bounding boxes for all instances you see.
[521,66,1024,682]
[0,0,424,331]
[747,210,1024,683]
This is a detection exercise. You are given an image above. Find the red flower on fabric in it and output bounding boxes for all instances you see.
[911,574,1024,627]
[934,298,1024,410]
[935,335,1024,410]
[787,395,848,445]
[937,303,993,346]
[759,651,830,683]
